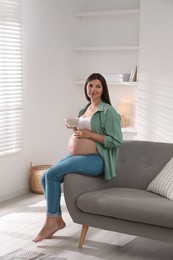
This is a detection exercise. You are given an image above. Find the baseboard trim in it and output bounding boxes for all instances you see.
[0,186,30,203]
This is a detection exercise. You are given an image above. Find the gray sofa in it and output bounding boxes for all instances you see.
[64,141,173,248]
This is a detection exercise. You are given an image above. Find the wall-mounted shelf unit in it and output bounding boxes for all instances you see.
[73,4,140,139]
[122,127,137,140]
[73,9,140,18]
[73,80,138,87]
[122,127,137,134]
[74,46,139,51]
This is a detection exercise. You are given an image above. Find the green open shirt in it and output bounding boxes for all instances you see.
[78,100,123,180]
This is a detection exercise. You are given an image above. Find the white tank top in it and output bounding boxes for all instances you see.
[77,116,92,130]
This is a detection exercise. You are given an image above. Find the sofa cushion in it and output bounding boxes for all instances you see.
[147,157,173,200]
[77,188,173,228]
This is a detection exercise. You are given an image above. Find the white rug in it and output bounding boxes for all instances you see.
[0,248,67,260]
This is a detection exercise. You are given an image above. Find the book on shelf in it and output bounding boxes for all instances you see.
[129,65,137,82]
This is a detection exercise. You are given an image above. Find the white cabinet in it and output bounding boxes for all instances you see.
[73,6,140,139]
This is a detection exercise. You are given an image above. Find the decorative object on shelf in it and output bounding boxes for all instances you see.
[120,115,129,128]
[30,163,52,194]
[103,73,130,82]
[129,65,137,82]
[116,102,131,128]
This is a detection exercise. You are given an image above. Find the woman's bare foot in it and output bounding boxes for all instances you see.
[33,216,66,243]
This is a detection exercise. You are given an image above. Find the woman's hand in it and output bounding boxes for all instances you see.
[74,129,104,144]
[73,129,92,139]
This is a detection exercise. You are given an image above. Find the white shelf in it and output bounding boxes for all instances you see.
[74,9,140,18]
[74,46,139,51]
[122,127,137,134]
[73,80,137,86]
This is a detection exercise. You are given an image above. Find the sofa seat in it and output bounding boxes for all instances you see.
[77,188,173,229]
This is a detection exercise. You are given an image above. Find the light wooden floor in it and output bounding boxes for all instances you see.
[0,192,173,260]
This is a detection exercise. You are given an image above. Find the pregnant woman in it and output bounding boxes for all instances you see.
[33,73,122,242]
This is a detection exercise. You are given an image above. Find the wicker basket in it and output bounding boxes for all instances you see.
[30,163,52,194]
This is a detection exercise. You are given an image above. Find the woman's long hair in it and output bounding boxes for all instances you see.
[84,73,111,105]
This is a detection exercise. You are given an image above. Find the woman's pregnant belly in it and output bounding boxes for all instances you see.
[68,134,98,155]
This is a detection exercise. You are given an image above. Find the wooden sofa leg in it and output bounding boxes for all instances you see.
[78,224,89,249]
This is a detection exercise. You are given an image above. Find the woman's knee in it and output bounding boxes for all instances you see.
[41,171,46,186]
[41,168,52,184]
[43,167,62,182]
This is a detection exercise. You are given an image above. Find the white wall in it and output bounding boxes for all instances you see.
[0,0,79,202]
[137,0,173,142]
[23,0,79,164]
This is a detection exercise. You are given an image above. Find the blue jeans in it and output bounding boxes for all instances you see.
[41,154,104,217]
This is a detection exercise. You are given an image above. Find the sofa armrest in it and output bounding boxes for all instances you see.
[64,173,109,198]
[63,174,110,222]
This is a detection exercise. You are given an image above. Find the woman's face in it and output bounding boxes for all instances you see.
[86,79,103,102]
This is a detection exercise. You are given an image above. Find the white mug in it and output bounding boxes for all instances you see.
[64,117,79,127]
